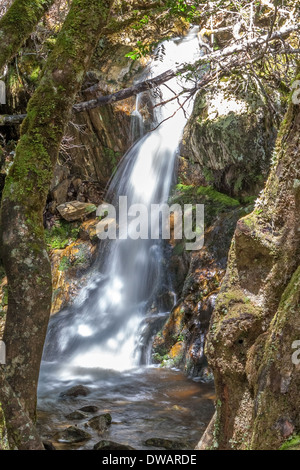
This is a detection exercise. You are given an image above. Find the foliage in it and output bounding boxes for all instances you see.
[280,435,300,451]
[45,219,80,250]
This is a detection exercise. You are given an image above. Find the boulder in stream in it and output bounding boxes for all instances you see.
[79,405,99,413]
[145,437,195,450]
[65,410,89,420]
[59,385,91,398]
[86,414,112,433]
[94,440,135,451]
[43,440,57,450]
[54,426,91,443]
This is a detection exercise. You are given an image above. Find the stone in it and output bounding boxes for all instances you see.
[50,239,97,315]
[57,201,97,222]
[86,414,112,433]
[54,426,91,444]
[78,218,99,242]
[93,440,135,451]
[144,438,193,450]
[181,82,278,197]
[43,440,57,450]
[79,405,99,413]
[50,164,70,191]
[59,385,91,398]
[65,410,88,420]
[51,179,70,206]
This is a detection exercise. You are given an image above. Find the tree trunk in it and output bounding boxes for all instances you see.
[205,70,300,450]
[0,0,55,71]
[0,0,112,423]
[0,367,44,450]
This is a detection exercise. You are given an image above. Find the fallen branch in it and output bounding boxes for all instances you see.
[0,114,26,126]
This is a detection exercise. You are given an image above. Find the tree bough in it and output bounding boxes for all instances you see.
[0,0,56,72]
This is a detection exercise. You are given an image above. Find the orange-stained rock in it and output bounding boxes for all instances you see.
[50,238,97,315]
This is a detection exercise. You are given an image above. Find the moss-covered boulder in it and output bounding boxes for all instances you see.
[181,77,281,197]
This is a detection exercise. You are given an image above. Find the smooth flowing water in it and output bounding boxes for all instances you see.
[38,27,215,450]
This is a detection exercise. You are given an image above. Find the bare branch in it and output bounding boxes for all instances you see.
[0,114,27,126]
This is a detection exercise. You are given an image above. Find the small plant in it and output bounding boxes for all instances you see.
[45,220,80,250]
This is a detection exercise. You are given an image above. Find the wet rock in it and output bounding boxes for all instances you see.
[153,201,244,376]
[54,426,91,443]
[78,218,99,242]
[94,440,135,451]
[57,201,97,222]
[65,410,88,420]
[43,440,57,450]
[86,414,112,433]
[144,438,194,450]
[50,240,97,315]
[79,405,99,413]
[60,385,91,398]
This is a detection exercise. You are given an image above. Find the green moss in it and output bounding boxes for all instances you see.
[210,400,222,450]
[102,147,121,175]
[173,242,185,256]
[0,0,56,71]
[175,183,193,192]
[280,434,300,450]
[58,255,71,272]
[45,220,80,250]
[29,65,42,83]
[172,184,239,208]
[196,186,239,207]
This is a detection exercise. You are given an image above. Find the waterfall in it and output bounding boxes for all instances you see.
[40,26,202,382]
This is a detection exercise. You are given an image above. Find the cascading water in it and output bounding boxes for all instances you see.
[37,27,216,451]
[40,26,202,380]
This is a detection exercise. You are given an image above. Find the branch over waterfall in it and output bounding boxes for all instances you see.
[1,22,298,126]
[74,23,300,112]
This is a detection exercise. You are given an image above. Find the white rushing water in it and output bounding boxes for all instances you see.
[40,26,202,384]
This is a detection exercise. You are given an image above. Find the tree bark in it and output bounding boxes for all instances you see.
[0,0,55,72]
[0,367,44,450]
[205,69,300,450]
[0,0,112,424]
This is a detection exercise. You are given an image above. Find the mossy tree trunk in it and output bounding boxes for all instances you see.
[0,0,112,427]
[0,367,44,450]
[203,72,300,450]
[0,0,56,72]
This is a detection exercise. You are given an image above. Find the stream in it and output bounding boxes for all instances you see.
[37,367,215,450]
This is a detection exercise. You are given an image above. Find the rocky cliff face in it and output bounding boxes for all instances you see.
[181,76,279,196]
[201,76,300,450]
